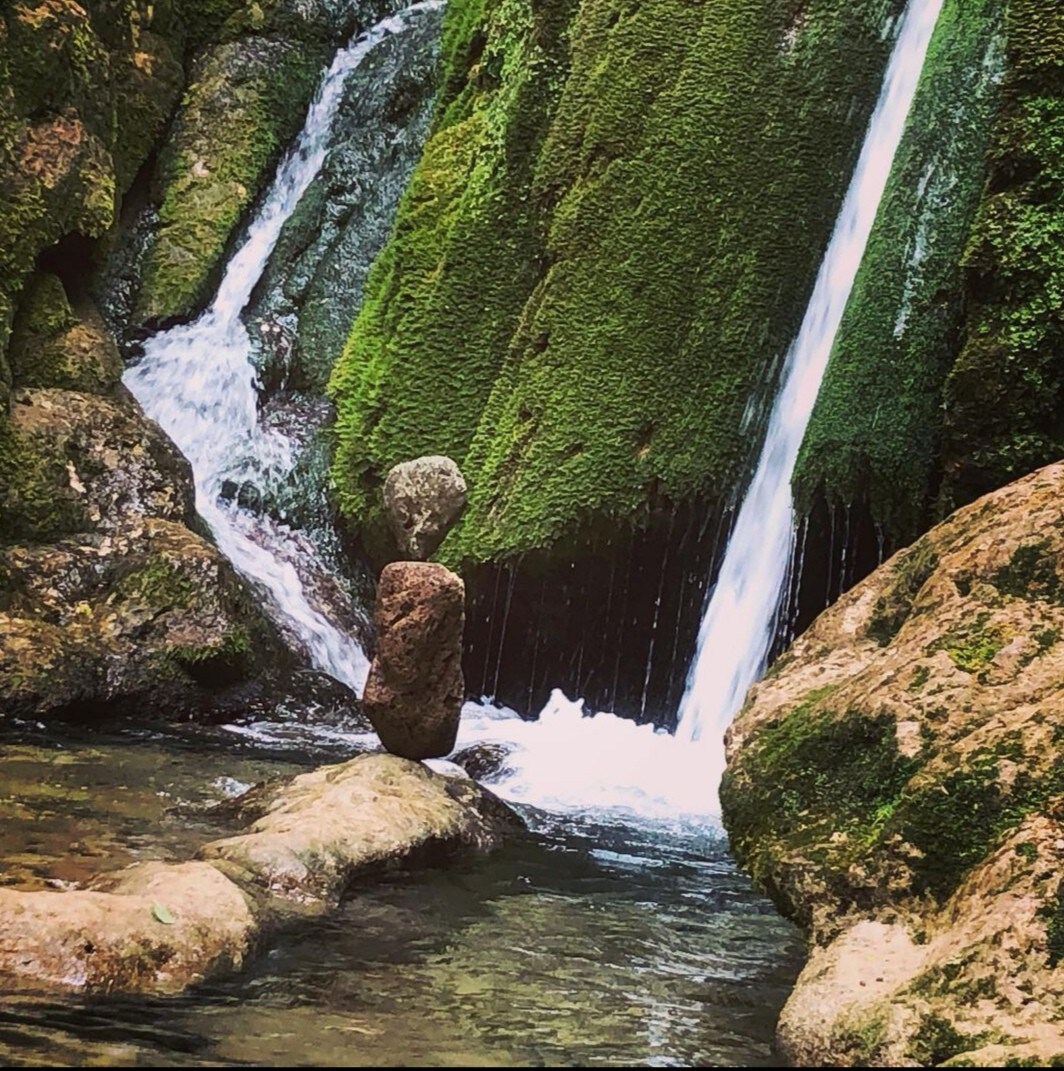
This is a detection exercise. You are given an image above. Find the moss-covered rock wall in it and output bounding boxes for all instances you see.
[330,0,908,566]
[794,0,1004,541]
[937,0,1064,514]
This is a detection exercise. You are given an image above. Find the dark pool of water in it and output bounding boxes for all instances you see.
[0,720,802,1067]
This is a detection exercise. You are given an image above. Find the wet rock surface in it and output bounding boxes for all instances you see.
[246,5,442,392]
[363,561,465,759]
[0,749,522,996]
[382,455,468,562]
[200,752,523,906]
[451,742,515,783]
[723,461,1064,1066]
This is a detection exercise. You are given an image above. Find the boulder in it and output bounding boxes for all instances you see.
[362,561,465,759]
[382,455,467,561]
[2,387,194,542]
[0,754,522,996]
[722,461,1064,1065]
[451,742,515,782]
[0,861,258,996]
[199,752,522,906]
[0,518,286,717]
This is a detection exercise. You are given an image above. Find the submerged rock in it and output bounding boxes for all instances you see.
[723,461,1064,1065]
[0,754,522,996]
[200,752,522,906]
[363,561,465,759]
[0,861,257,996]
[451,742,515,783]
[382,455,467,561]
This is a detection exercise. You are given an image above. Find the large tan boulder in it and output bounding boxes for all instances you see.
[363,561,465,759]
[0,861,257,995]
[722,461,1064,1065]
[199,753,519,906]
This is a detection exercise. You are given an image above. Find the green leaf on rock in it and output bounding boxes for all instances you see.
[151,902,176,925]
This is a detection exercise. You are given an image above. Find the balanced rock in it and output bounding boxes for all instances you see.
[363,561,464,759]
[382,455,467,560]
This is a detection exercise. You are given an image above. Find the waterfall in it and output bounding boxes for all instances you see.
[124,3,443,694]
[675,0,944,755]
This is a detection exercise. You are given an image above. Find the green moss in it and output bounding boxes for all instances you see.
[938,0,1064,511]
[909,664,932,692]
[1039,886,1064,968]
[795,0,1004,539]
[331,0,908,563]
[838,1013,889,1065]
[867,539,940,645]
[909,957,998,1001]
[113,556,201,611]
[991,541,1064,603]
[721,690,920,906]
[135,35,324,324]
[0,422,87,545]
[1015,840,1038,861]
[908,1014,986,1067]
[6,272,122,393]
[930,612,1007,674]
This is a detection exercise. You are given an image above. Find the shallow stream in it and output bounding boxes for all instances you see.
[0,704,801,1067]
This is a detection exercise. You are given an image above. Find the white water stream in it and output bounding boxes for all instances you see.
[127,0,942,828]
[674,0,944,798]
[125,3,444,694]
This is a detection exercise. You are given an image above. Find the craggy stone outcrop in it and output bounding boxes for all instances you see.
[0,517,283,716]
[0,754,522,995]
[723,461,1064,1065]
[363,561,465,759]
[0,2,361,718]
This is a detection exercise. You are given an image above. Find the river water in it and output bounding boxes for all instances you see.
[0,711,800,1066]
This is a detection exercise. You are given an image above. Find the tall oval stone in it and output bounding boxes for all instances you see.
[363,561,464,759]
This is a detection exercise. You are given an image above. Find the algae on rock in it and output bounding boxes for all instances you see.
[723,461,1064,1066]
[329,0,909,566]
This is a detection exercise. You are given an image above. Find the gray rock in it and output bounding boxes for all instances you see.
[363,561,464,759]
[383,455,467,561]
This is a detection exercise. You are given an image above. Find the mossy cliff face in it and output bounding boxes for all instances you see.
[0,1,305,717]
[937,0,1064,513]
[131,31,325,325]
[797,0,1064,546]
[114,1,403,330]
[330,0,908,565]
[0,0,184,356]
[244,6,443,394]
[723,461,1064,1066]
[794,0,1004,540]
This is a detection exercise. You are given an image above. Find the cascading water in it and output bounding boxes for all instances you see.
[124,3,444,693]
[675,0,944,782]
[125,0,943,830]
